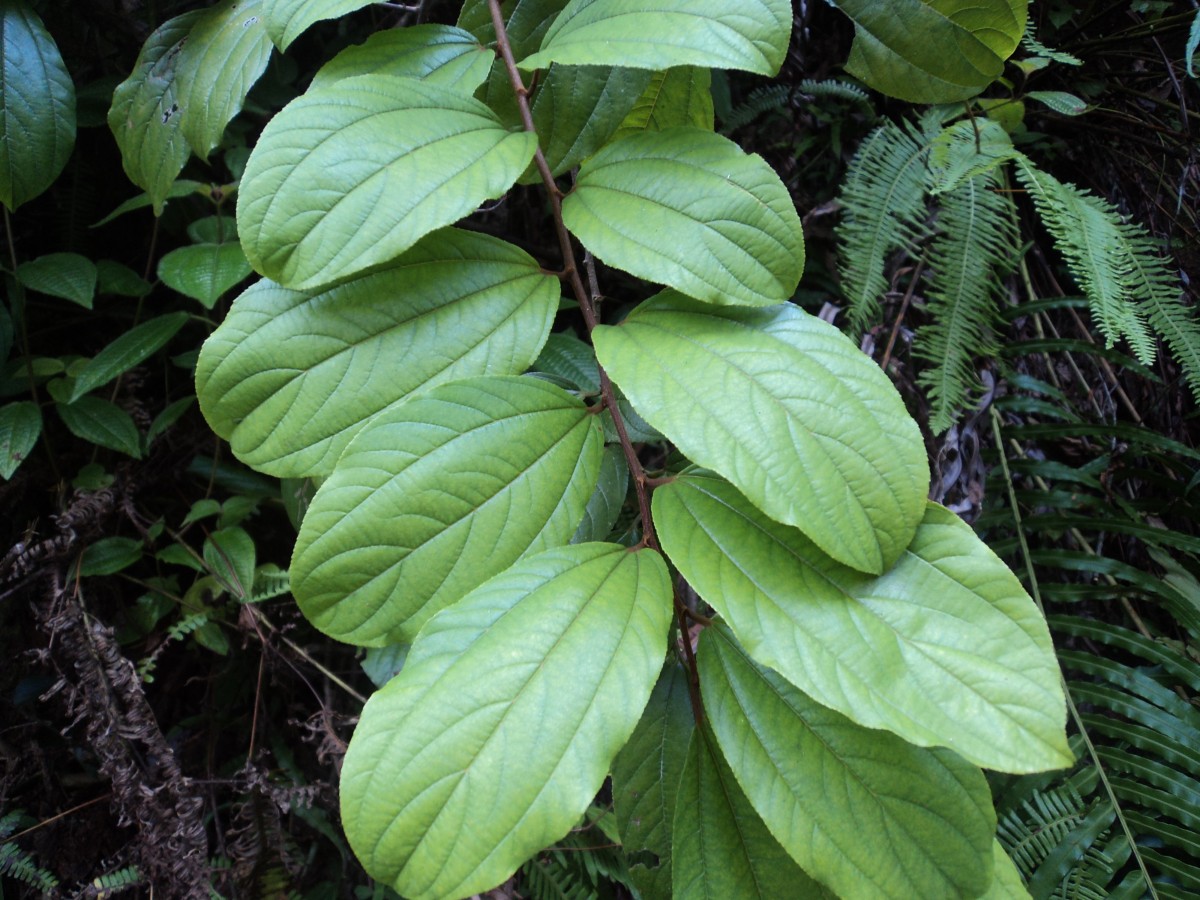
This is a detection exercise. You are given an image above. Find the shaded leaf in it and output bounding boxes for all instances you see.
[17,253,97,308]
[340,543,672,900]
[204,526,256,598]
[76,536,143,577]
[96,260,151,298]
[291,377,604,646]
[611,66,714,142]
[69,313,188,402]
[56,396,141,457]
[571,444,627,543]
[0,400,40,479]
[593,291,928,573]
[263,0,373,50]
[158,242,252,308]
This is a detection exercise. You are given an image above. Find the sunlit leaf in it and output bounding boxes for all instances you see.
[309,25,493,93]
[262,0,373,50]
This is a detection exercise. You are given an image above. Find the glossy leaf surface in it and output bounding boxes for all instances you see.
[612,662,693,900]
[196,228,558,477]
[564,128,804,308]
[309,25,493,92]
[340,543,672,899]
[673,725,830,900]
[292,376,604,646]
[656,475,1073,772]
[0,0,75,210]
[829,0,1026,103]
[593,291,928,573]
[521,0,792,75]
[175,0,274,159]
[700,624,997,899]
[263,0,373,50]
[107,11,203,214]
[237,75,537,289]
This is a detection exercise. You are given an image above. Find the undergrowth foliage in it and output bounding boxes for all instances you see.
[183,1,1069,897]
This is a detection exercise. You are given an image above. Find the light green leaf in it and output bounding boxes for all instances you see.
[237,75,537,290]
[828,0,1027,103]
[564,128,804,307]
[612,662,694,900]
[521,0,792,76]
[0,400,40,479]
[107,11,204,215]
[310,25,493,93]
[262,0,373,50]
[571,444,627,543]
[340,542,672,900]
[611,66,714,142]
[17,253,97,308]
[69,313,188,403]
[593,291,928,573]
[673,725,830,900]
[699,623,997,899]
[158,242,252,308]
[77,536,143,577]
[204,526,256,598]
[1026,90,1088,116]
[526,65,651,180]
[56,396,141,457]
[656,475,1074,772]
[0,0,75,211]
[981,841,1032,900]
[196,228,558,477]
[175,0,273,160]
[291,376,604,646]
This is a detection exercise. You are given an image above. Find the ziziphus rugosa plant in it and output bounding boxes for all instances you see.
[182,0,1071,896]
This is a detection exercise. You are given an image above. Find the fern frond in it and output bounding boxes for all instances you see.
[916,170,1018,433]
[250,565,291,603]
[796,78,872,108]
[720,84,790,133]
[0,839,59,892]
[1021,22,1084,66]
[1012,157,1157,364]
[837,120,932,330]
[927,118,1019,195]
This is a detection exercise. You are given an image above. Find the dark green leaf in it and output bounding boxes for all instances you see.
[69,313,187,402]
[204,526,256,598]
[77,536,143,576]
[0,400,40,479]
[157,242,252,308]
[17,253,97,308]
[56,396,141,457]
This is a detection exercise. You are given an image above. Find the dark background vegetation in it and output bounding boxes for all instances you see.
[2,0,1198,896]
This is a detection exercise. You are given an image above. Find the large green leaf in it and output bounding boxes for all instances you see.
[17,253,96,308]
[175,0,274,160]
[195,228,558,477]
[237,75,537,290]
[56,397,141,458]
[612,662,694,900]
[656,475,1073,772]
[564,128,804,308]
[520,0,792,76]
[611,67,714,142]
[340,542,672,900]
[983,841,1033,900]
[0,400,40,479]
[699,623,997,899]
[525,65,651,180]
[157,242,252,309]
[0,0,75,211]
[673,724,830,900]
[68,313,187,403]
[593,291,928,573]
[107,11,203,215]
[262,0,373,50]
[829,0,1027,103]
[291,376,604,646]
[309,25,494,93]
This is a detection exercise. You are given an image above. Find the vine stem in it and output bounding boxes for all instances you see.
[486,0,704,723]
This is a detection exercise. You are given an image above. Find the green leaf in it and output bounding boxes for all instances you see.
[69,313,187,403]
[237,75,537,289]
[534,332,601,393]
[699,623,998,899]
[309,25,494,93]
[91,179,207,227]
[520,0,792,76]
[76,536,143,577]
[204,526,256,598]
[564,128,804,308]
[340,542,672,899]
[56,396,142,457]
[526,65,651,180]
[96,260,151,298]
[291,376,605,646]
[1026,90,1088,116]
[673,724,831,899]
[0,0,75,210]
[593,291,928,574]
[611,66,714,142]
[982,841,1033,900]
[146,395,194,445]
[196,228,558,477]
[262,0,373,50]
[157,242,252,308]
[829,0,1027,103]
[186,215,237,245]
[656,475,1073,772]
[17,253,97,308]
[0,400,40,479]
[571,444,627,542]
[361,643,409,688]
[612,662,694,900]
[107,11,204,214]
[175,0,274,160]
